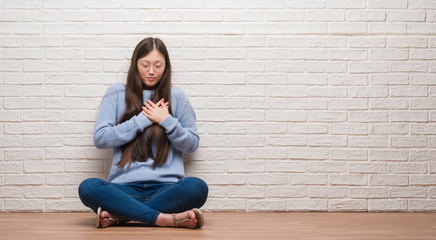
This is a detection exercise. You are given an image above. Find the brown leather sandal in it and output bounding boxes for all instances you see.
[172,208,204,229]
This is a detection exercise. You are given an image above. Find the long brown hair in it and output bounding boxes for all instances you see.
[116,37,172,169]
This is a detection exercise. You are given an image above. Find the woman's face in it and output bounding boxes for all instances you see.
[137,49,166,88]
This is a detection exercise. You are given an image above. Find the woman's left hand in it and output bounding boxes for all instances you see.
[142,99,170,124]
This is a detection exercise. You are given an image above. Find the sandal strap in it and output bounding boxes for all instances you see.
[107,217,119,225]
[172,213,191,228]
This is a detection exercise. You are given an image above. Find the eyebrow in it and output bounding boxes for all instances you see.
[139,59,164,64]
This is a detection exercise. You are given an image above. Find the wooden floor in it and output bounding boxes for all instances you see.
[0,212,435,240]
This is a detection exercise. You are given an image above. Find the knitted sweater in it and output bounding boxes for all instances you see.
[93,83,199,184]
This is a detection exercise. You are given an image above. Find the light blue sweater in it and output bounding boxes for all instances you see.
[94,83,199,184]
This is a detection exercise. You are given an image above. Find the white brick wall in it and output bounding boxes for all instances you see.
[1,0,435,213]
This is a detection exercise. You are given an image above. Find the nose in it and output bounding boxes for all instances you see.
[148,66,155,74]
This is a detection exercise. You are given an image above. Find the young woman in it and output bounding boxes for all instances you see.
[78,37,208,229]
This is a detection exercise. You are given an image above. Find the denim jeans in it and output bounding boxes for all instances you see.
[78,177,208,226]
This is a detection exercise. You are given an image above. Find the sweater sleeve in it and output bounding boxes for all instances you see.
[93,84,152,149]
[159,92,199,153]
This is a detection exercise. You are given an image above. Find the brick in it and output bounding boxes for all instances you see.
[204,199,246,211]
[45,200,88,212]
[5,149,44,161]
[195,174,246,185]
[5,123,44,135]
[390,111,428,122]
[329,200,367,211]
[330,49,367,60]
[248,200,287,211]
[329,74,368,86]
[307,10,345,21]
[349,62,388,73]
[329,174,367,186]
[390,86,428,97]
[226,110,265,122]
[288,49,328,60]
[205,0,244,9]
[389,187,427,198]
[409,200,436,212]
[62,10,102,21]
[287,23,327,34]
[288,147,328,160]
[330,148,368,161]
[208,122,246,134]
[24,186,64,198]
[370,74,409,85]
[0,136,22,147]
[2,23,41,34]
[411,74,436,85]
[347,10,385,21]
[409,0,436,9]
[326,0,366,8]
[308,87,347,97]
[370,49,408,60]
[268,86,308,97]
[308,111,347,123]
[5,199,45,211]
[267,110,306,122]
[24,161,64,173]
[407,23,436,34]
[289,98,327,110]
[0,163,22,174]
[287,199,328,211]
[369,200,407,211]
[349,36,386,48]
[0,187,23,198]
[287,0,325,8]
[411,123,436,135]
[0,85,23,97]
[307,62,346,73]
[24,85,64,97]
[23,136,62,147]
[370,175,408,186]
[388,37,427,48]
[329,123,368,135]
[266,186,306,198]
[264,10,304,21]
[388,163,427,174]
[247,148,287,159]
[329,23,367,34]
[349,187,388,199]
[0,37,21,47]
[247,174,287,185]
[390,61,428,73]
[308,187,347,198]
[288,123,328,134]
[368,23,407,34]
[387,10,425,22]
[5,174,45,185]
[226,161,265,173]
[45,173,101,185]
[3,48,43,60]
[186,161,225,174]
[410,150,436,161]
[266,161,306,173]
[227,186,265,198]
[349,163,387,174]
[4,97,44,109]
[369,149,408,161]
[308,161,347,173]
[289,174,327,185]
[247,74,287,85]
[370,99,409,110]
[267,136,306,146]
[349,111,388,123]
[308,136,347,147]
[368,0,407,8]
[350,87,388,98]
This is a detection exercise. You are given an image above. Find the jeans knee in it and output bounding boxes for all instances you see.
[78,178,105,200]
[186,177,208,206]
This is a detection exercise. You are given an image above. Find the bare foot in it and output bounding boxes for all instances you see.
[99,210,128,228]
[155,210,198,229]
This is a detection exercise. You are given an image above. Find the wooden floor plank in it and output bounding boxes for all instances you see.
[0,212,435,240]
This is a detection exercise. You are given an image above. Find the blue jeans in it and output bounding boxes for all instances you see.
[78,177,208,226]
